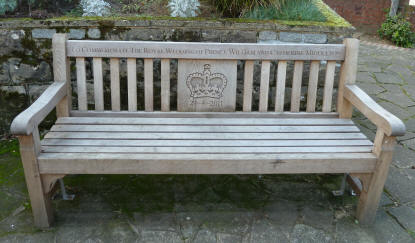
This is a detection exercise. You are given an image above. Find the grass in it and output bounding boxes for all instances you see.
[244,0,326,22]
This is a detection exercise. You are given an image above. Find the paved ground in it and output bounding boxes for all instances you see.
[0,43,414,242]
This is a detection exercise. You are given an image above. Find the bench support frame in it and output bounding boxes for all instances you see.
[18,129,54,227]
[355,131,396,224]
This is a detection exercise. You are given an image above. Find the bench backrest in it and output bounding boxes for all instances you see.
[53,34,358,114]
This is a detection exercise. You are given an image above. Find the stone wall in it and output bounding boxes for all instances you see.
[0,17,354,135]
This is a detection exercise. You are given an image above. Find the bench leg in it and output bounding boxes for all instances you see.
[18,133,54,228]
[355,133,396,225]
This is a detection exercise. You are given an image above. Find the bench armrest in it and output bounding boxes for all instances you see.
[10,82,67,135]
[344,84,405,136]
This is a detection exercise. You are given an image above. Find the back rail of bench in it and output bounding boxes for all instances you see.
[66,40,346,113]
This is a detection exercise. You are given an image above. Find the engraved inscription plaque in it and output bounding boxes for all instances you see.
[178,60,237,112]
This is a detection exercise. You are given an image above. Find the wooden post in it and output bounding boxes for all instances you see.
[18,128,53,227]
[52,34,71,117]
[356,130,396,224]
[337,38,359,118]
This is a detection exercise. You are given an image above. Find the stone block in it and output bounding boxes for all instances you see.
[279,32,302,42]
[258,31,278,41]
[388,206,415,231]
[87,28,101,39]
[32,28,56,39]
[69,29,85,39]
[303,33,327,43]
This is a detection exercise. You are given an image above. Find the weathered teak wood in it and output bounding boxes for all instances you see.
[338,38,359,118]
[144,58,154,111]
[177,60,237,112]
[67,41,346,60]
[18,129,53,227]
[110,58,121,111]
[275,61,287,112]
[93,57,104,111]
[11,36,406,227]
[76,57,87,111]
[259,61,271,112]
[291,61,304,112]
[306,61,320,112]
[243,61,254,112]
[53,34,71,117]
[10,82,67,135]
[161,59,170,112]
[356,131,396,224]
[70,111,341,118]
[127,58,137,111]
[344,85,405,136]
[37,153,376,174]
[322,61,336,112]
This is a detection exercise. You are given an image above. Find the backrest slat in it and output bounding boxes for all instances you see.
[275,61,287,112]
[322,61,336,112]
[259,60,271,112]
[76,57,87,111]
[127,58,137,111]
[306,60,320,112]
[93,57,104,111]
[160,59,170,112]
[110,58,120,111]
[243,60,254,112]
[291,61,304,112]
[144,58,154,111]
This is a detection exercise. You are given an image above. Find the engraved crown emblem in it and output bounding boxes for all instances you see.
[186,64,228,99]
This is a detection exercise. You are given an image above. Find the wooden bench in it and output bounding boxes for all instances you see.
[11,34,405,227]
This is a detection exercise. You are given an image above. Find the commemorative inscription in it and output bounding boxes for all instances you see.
[177,60,237,112]
[67,42,345,60]
[70,46,342,57]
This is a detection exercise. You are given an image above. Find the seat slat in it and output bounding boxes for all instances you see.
[38,152,376,174]
[306,61,320,112]
[44,132,367,140]
[50,124,360,133]
[275,61,287,112]
[161,58,170,112]
[41,139,373,147]
[93,57,104,111]
[144,58,153,111]
[76,57,87,111]
[243,60,254,112]
[41,146,373,154]
[110,58,121,111]
[259,60,271,112]
[291,61,304,112]
[56,117,355,125]
[322,61,336,112]
[127,58,137,111]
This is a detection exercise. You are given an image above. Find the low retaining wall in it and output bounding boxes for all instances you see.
[0,17,354,135]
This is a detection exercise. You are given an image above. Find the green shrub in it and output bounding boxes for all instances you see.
[378,14,415,48]
[212,0,286,18]
[0,0,18,15]
[245,0,326,22]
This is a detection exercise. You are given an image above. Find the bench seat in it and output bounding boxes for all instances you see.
[37,116,376,174]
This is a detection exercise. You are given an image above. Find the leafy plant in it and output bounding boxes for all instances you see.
[245,0,326,22]
[80,0,111,16]
[212,0,286,18]
[378,14,415,48]
[120,0,142,14]
[0,0,18,15]
[168,0,200,17]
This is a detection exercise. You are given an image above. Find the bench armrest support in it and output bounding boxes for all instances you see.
[10,82,67,135]
[344,84,405,136]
